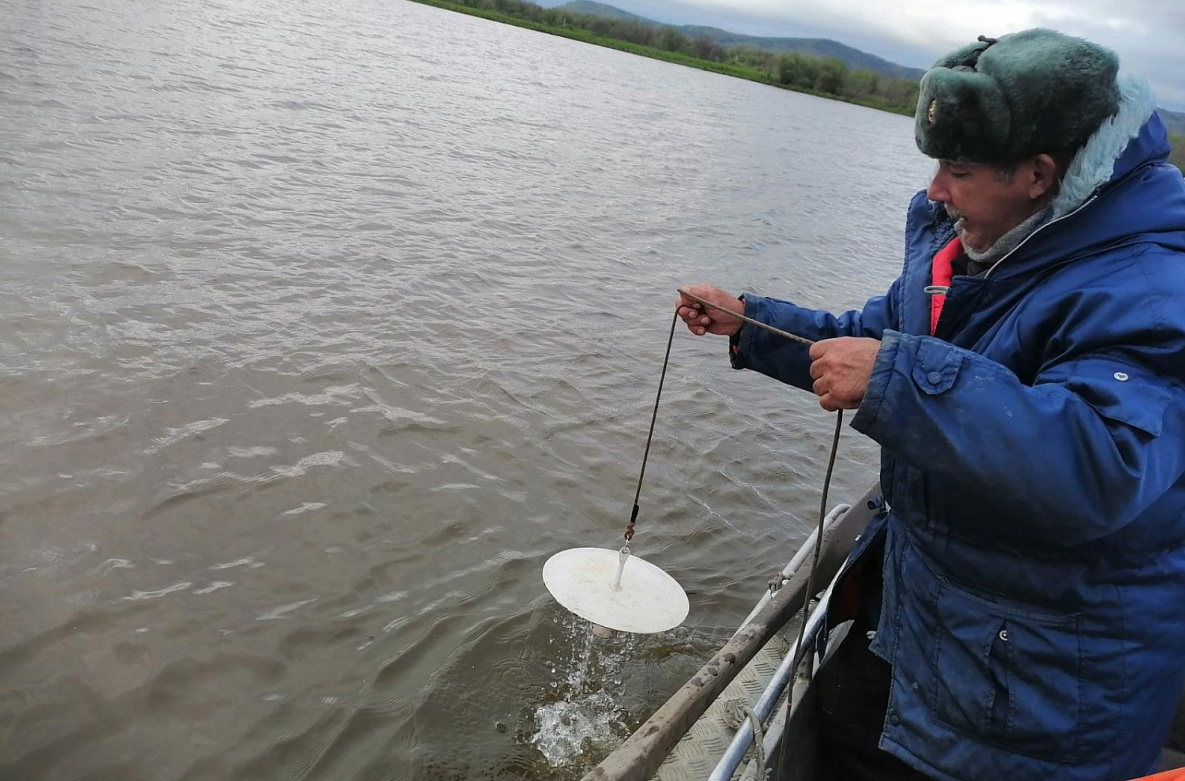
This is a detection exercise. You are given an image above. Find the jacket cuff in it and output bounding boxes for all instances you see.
[851,330,902,434]
[852,330,966,438]
[729,295,757,369]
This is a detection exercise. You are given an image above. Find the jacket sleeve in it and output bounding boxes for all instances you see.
[851,329,1185,545]
[731,277,901,392]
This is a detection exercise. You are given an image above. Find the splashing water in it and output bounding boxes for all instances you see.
[531,614,638,767]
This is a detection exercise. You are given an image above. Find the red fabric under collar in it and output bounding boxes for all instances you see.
[930,237,963,335]
[1127,770,1185,781]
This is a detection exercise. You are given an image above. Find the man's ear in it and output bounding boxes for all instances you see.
[1028,154,1060,200]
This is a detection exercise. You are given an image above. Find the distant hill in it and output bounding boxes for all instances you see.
[556,0,646,22]
[554,1,924,80]
[1162,108,1185,136]
[676,26,924,80]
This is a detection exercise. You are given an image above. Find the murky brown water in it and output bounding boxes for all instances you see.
[0,0,932,777]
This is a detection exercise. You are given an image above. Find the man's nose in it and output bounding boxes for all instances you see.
[927,173,948,202]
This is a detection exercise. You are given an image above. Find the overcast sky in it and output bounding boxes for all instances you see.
[623,0,1185,109]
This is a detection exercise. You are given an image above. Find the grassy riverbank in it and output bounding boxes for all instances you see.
[408,0,917,117]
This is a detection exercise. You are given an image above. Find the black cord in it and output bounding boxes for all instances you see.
[777,408,844,770]
[623,310,680,543]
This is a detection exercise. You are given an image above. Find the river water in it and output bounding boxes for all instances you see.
[0,0,933,778]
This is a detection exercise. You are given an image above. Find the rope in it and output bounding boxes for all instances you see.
[789,411,842,693]
[745,701,770,781]
[623,311,679,542]
[773,408,844,774]
[723,699,771,781]
[625,290,819,541]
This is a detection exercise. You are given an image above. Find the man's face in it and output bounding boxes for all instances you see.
[926,160,1043,253]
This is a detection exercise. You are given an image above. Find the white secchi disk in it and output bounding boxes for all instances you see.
[542,547,689,634]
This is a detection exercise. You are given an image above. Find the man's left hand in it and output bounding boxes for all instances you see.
[808,337,881,411]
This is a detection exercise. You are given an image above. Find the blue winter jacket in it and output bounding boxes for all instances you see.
[732,95,1185,779]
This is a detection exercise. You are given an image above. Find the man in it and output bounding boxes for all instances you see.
[678,29,1185,781]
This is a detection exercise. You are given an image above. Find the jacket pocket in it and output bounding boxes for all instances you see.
[929,578,1082,763]
[1053,356,1172,437]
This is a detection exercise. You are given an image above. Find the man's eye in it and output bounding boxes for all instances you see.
[950,170,969,179]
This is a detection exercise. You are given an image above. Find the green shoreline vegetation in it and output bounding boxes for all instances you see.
[409,0,919,116]
[410,0,1185,173]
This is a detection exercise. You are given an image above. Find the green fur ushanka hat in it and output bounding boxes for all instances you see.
[915,28,1121,164]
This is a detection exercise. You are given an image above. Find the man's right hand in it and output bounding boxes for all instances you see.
[677,284,745,337]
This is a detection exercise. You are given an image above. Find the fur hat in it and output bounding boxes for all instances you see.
[915,28,1121,164]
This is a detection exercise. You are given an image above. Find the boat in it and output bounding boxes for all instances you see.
[580,486,1185,781]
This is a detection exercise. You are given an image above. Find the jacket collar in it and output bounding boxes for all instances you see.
[1051,73,1159,219]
